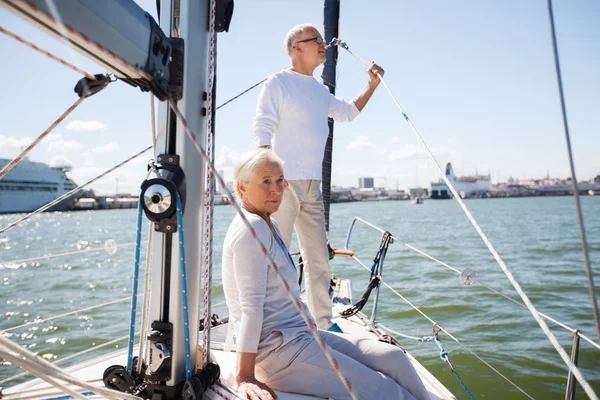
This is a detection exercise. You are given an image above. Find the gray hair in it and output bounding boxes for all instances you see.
[233,149,284,201]
[284,23,319,56]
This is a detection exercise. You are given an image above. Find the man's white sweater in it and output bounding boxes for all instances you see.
[253,69,360,181]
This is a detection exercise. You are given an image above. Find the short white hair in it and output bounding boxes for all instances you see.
[284,23,319,56]
[233,149,284,201]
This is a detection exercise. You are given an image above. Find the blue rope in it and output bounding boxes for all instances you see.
[176,192,193,382]
[126,201,143,374]
[434,336,475,400]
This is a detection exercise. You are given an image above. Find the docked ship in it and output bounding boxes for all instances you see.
[430,162,492,199]
[0,158,79,213]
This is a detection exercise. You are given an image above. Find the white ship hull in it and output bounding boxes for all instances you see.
[0,159,78,213]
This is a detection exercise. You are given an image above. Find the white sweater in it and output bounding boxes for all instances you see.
[221,209,313,353]
[253,69,360,180]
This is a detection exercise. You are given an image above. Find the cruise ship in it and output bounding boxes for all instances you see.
[430,162,492,199]
[0,158,79,213]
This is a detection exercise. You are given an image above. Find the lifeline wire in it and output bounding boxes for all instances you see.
[334,38,597,400]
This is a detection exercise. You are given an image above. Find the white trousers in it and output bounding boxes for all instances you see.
[255,330,430,400]
[272,179,333,330]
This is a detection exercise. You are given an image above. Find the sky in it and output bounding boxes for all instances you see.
[0,0,598,195]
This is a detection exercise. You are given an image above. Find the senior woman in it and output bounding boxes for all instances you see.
[222,148,429,400]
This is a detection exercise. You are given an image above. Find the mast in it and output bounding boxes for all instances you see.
[321,0,340,238]
[145,0,210,395]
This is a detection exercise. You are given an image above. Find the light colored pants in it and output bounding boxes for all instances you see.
[273,179,333,330]
[256,330,430,400]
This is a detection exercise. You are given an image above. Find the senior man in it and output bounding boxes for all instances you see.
[253,23,384,331]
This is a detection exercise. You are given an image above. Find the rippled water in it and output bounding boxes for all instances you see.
[1,196,599,398]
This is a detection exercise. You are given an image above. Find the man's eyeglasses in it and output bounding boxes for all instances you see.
[295,36,324,45]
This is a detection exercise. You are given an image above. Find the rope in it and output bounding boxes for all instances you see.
[546,0,600,345]
[349,254,534,399]
[176,192,193,381]
[0,146,152,235]
[167,98,357,400]
[0,242,137,265]
[137,229,154,375]
[202,0,218,367]
[0,25,96,80]
[0,334,131,385]
[0,97,85,180]
[0,335,142,400]
[432,332,475,400]
[150,93,157,152]
[126,201,143,374]
[334,38,598,400]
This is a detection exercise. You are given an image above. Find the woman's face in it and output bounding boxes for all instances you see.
[239,160,286,218]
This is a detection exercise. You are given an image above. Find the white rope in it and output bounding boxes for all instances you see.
[1,334,134,386]
[0,242,138,265]
[350,255,534,398]
[0,336,142,400]
[0,351,88,400]
[337,40,598,400]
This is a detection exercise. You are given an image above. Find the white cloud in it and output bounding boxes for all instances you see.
[48,139,83,153]
[391,136,402,143]
[49,155,73,168]
[65,120,107,132]
[0,135,33,158]
[85,142,119,154]
[346,136,376,151]
[215,146,239,168]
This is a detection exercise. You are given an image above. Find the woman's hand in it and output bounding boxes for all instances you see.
[237,376,277,400]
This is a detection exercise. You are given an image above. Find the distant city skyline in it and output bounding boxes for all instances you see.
[0,0,598,195]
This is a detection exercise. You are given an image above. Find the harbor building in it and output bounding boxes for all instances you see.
[359,177,374,189]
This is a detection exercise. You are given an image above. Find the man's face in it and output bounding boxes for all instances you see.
[294,28,326,66]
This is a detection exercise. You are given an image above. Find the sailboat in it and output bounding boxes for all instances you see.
[1,0,598,399]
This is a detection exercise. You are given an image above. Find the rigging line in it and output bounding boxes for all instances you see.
[349,255,535,399]
[0,242,138,265]
[137,229,154,375]
[1,295,140,333]
[0,336,142,400]
[404,242,600,351]
[546,0,600,345]
[176,193,194,381]
[0,333,131,385]
[215,78,267,111]
[0,97,86,180]
[0,352,88,400]
[336,41,598,400]
[167,98,357,400]
[0,146,152,236]
[0,25,96,80]
[202,0,217,367]
[126,202,143,374]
